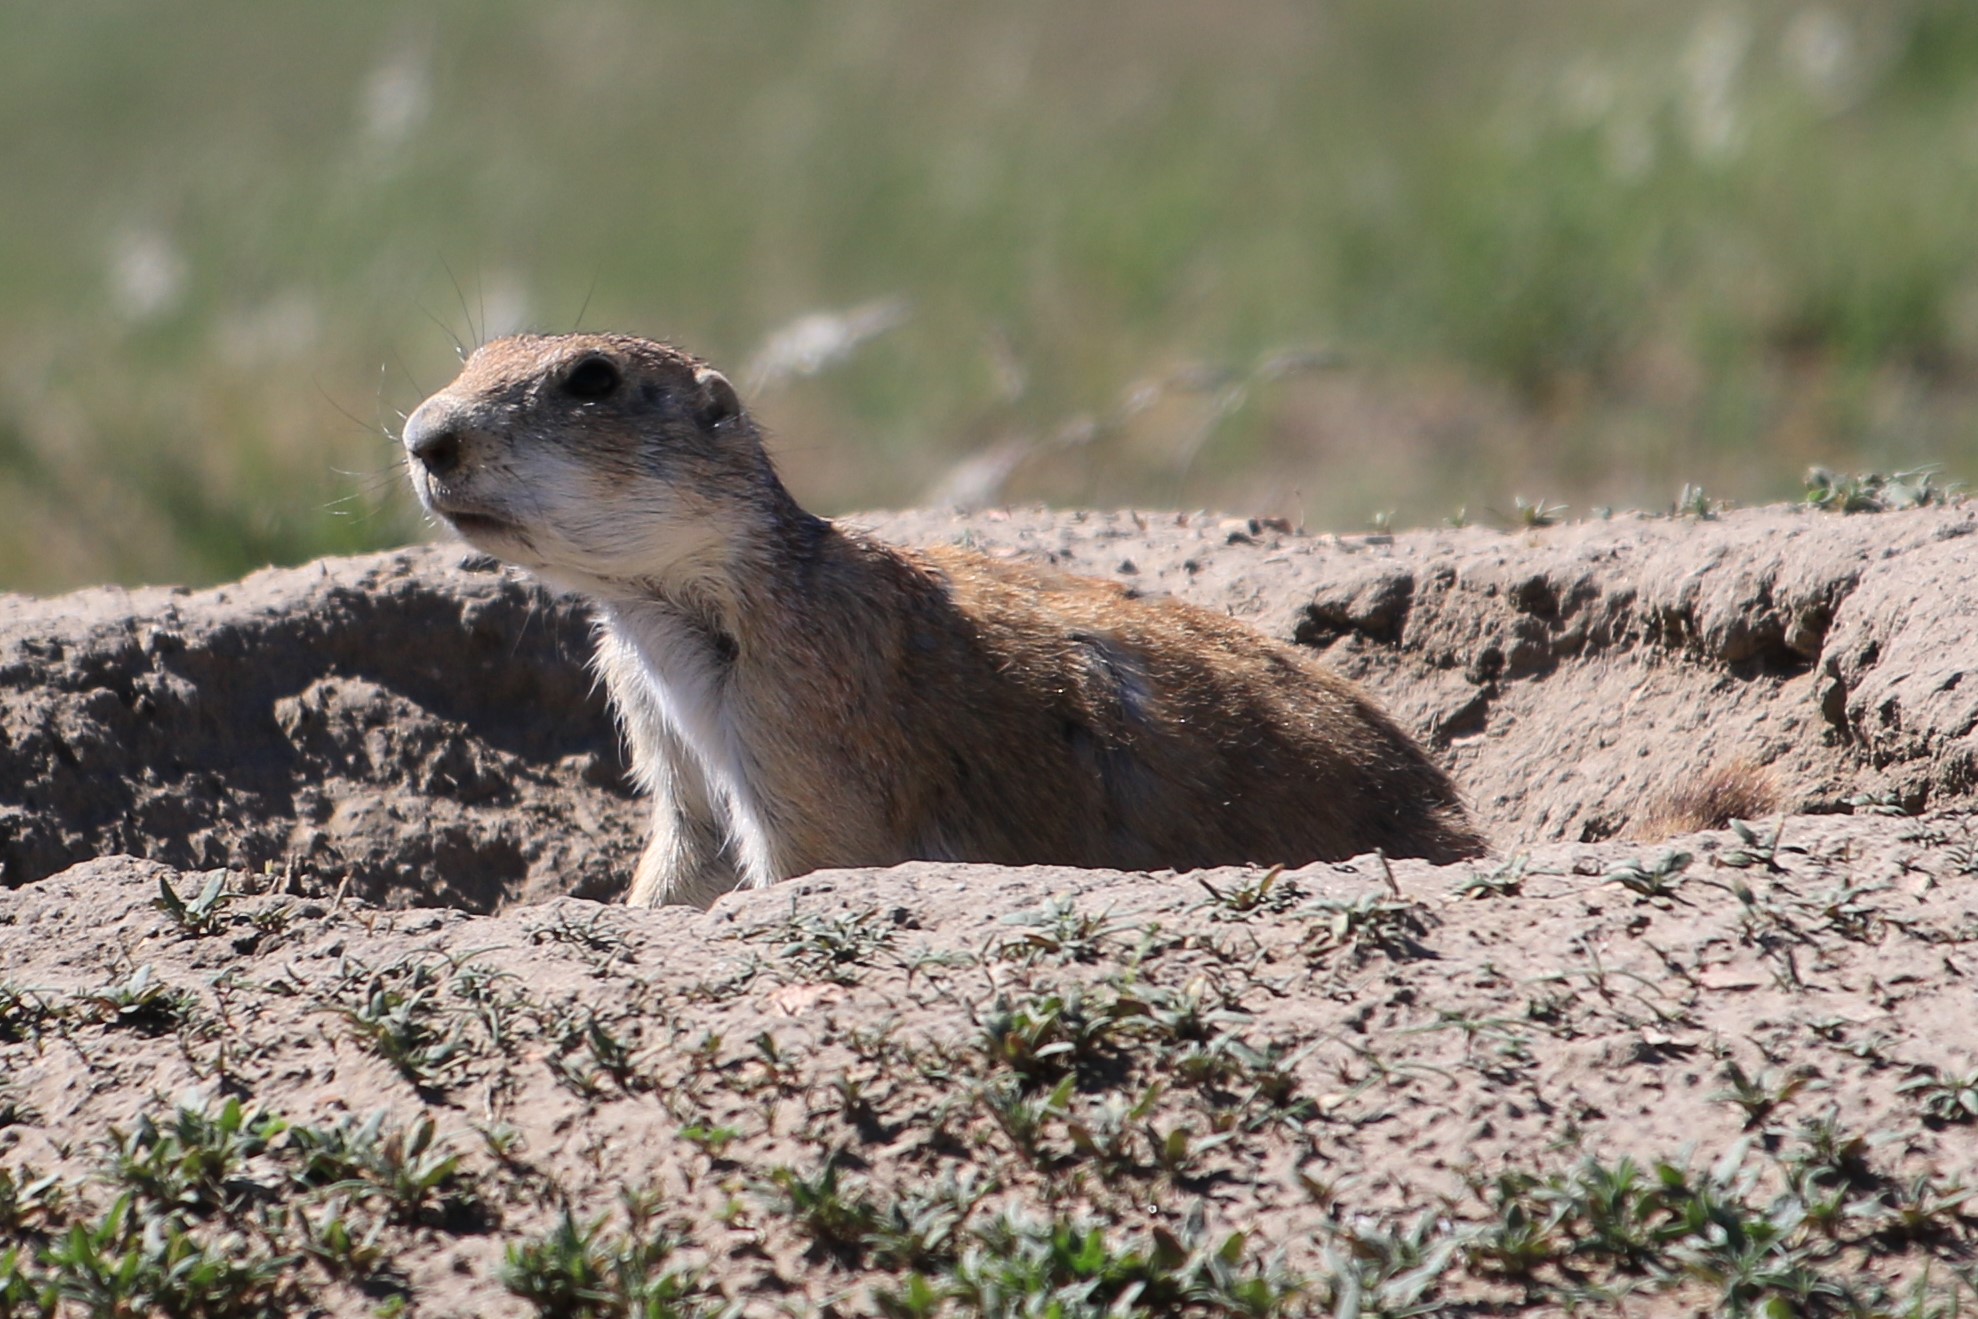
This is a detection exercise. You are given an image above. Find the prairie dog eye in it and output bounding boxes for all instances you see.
[561,356,621,400]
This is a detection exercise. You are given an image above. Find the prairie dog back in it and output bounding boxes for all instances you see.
[402,332,1485,905]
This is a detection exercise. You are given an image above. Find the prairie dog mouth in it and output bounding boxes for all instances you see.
[443,511,522,537]
[423,498,528,542]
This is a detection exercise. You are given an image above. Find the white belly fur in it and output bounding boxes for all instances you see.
[598,602,783,889]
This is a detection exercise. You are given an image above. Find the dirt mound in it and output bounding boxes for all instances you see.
[8,505,1977,907]
[0,550,643,910]
[4,504,1978,1315]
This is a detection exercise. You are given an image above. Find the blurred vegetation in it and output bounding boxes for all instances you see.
[5,1,1978,592]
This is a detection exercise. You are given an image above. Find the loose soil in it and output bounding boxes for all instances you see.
[3,504,1977,1316]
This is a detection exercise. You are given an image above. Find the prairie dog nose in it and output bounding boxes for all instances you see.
[403,401,462,477]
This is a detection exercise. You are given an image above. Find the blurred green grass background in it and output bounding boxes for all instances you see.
[6,1,1978,592]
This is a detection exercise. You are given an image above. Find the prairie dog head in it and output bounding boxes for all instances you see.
[402,333,758,595]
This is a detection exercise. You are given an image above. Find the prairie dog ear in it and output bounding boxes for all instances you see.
[691,367,742,430]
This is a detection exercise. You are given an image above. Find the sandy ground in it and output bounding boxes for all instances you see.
[3,503,1977,1316]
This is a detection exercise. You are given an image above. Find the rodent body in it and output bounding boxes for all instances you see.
[403,333,1485,906]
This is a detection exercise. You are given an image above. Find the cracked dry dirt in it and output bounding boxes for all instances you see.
[3,504,1978,1316]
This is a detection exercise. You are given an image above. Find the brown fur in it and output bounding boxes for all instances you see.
[403,333,1486,906]
[1634,759,1782,841]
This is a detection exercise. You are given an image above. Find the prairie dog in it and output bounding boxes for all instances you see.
[402,333,1485,906]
